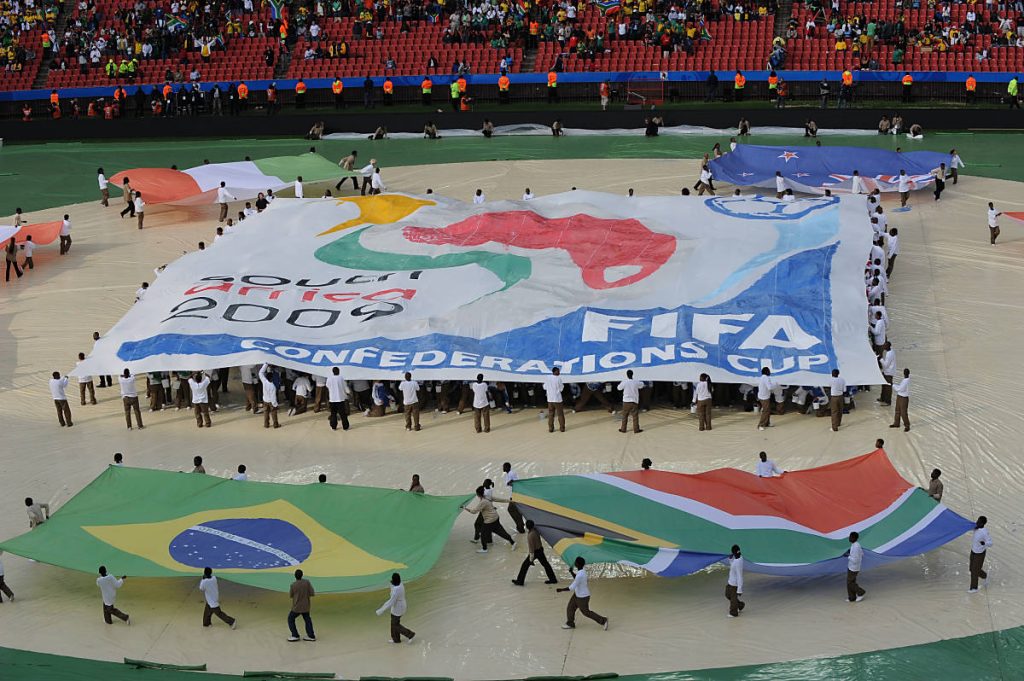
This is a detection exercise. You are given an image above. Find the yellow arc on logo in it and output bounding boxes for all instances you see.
[317,195,435,236]
[83,499,405,576]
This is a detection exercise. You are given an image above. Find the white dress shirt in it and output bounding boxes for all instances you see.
[294,180,304,198]
[971,527,992,554]
[503,469,519,487]
[756,374,775,400]
[887,234,900,256]
[851,174,864,194]
[894,376,910,397]
[217,186,235,204]
[97,574,124,606]
[694,379,712,401]
[134,196,145,213]
[376,582,407,616]
[847,541,864,572]
[473,193,485,204]
[398,380,420,406]
[232,472,248,481]
[988,208,1000,228]
[897,174,910,192]
[199,575,221,607]
[880,348,896,376]
[829,375,846,397]
[189,376,210,403]
[756,459,783,477]
[61,218,72,236]
[326,374,349,402]
[98,173,108,190]
[471,381,490,408]
[371,173,385,192]
[568,567,590,597]
[293,375,312,398]
[50,376,69,400]
[522,192,534,200]
[871,318,887,345]
[775,175,786,192]
[727,556,744,592]
[258,364,278,406]
[119,374,138,398]
[542,375,564,403]
[618,378,642,403]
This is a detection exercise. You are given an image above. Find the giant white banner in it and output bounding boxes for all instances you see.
[76,192,884,385]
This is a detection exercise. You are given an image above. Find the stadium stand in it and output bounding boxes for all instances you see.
[785,0,1024,72]
[0,0,60,90]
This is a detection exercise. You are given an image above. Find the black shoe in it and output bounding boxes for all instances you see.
[511,580,524,586]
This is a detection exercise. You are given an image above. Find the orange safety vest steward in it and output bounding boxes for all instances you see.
[902,74,913,86]
[457,77,467,93]
[163,83,172,98]
[383,79,394,94]
[295,81,307,94]
[966,76,977,91]
[332,79,343,94]
[842,70,853,86]
[49,91,59,104]
[421,78,432,93]
[547,71,557,87]
[238,83,249,98]
[498,75,510,91]
[734,73,746,88]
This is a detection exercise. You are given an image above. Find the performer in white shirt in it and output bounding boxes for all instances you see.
[134,193,146,230]
[398,372,421,431]
[232,464,248,481]
[294,176,304,198]
[557,556,609,630]
[370,168,386,195]
[59,213,73,255]
[199,567,237,628]
[987,202,1002,245]
[694,373,713,431]
[756,367,776,430]
[878,341,896,405]
[774,171,786,198]
[216,181,236,222]
[755,451,784,477]
[890,368,911,431]
[850,169,864,195]
[968,516,991,592]
[470,373,491,433]
[98,167,110,206]
[522,188,534,200]
[189,371,212,428]
[897,169,911,207]
[473,189,485,204]
[617,369,643,433]
[325,367,350,429]
[725,545,745,617]
[258,363,280,428]
[846,531,866,602]
[119,369,144,430]
[290,373,312,415]
[543,367,566,433]
[828,369,846,432]
[376,572,415,643]
[97,566,130,624]
[886,227,900,276]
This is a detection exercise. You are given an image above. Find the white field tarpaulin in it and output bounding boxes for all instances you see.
[75,192,883,385]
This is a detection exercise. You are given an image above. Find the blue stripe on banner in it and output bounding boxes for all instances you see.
[881,509,976,557]
[115,245,838,380]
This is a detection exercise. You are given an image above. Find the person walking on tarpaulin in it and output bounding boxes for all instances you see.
[512,519,558,586]
[558,556,608,630]
[376,572,416,644]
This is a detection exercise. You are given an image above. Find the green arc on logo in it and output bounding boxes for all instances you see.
[314,227,533,291]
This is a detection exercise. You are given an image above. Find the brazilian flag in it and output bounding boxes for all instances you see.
[0,467,470,593]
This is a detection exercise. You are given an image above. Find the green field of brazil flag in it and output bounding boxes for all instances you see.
[0,467,471,593]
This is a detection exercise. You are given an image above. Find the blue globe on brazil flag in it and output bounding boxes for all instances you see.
[169,518,313,569]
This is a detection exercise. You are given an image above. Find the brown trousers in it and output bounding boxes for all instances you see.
[390,614,414,643]
[147,380,163,411]
[194,402,212,427]
[312,385,327,412]
[547,402,565,432]
[619,402,640,432]
[405,403,421,430]
[136,211,144,230]
[103,603,129,624]
[263,402,280,427]
[566,594,606,627]
[696,399,712,430]
[757,398,771,427]
[473,405,491,433]
[54,399,73,426]
[243,383,259,412]
[846,570,865,601]
[203,604,235,627]
[79,381,96,405]
[101,187,110,206]
[829,396,843,431]
[293,395,307,415]
[879,374,893,404]
[969,551,987,589]
[725,584,745,616]
[219,203,229,221]
[123,396,143,428]
[892,395,910,429]
[507,500,526,533]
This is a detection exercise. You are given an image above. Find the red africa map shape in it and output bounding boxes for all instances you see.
[401,211,676,290]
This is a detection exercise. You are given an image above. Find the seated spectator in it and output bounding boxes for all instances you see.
[878,115,891,134]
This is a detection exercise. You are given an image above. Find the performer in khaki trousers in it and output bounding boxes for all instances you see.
[543,367,566,433]
[77,353,97,405]
[470,374,491,433]
[890,368,911,431]
[827,369,846,432]
[617,370,643,433]
[119,369,144,430]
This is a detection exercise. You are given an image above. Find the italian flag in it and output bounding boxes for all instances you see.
[109,153,346,206]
